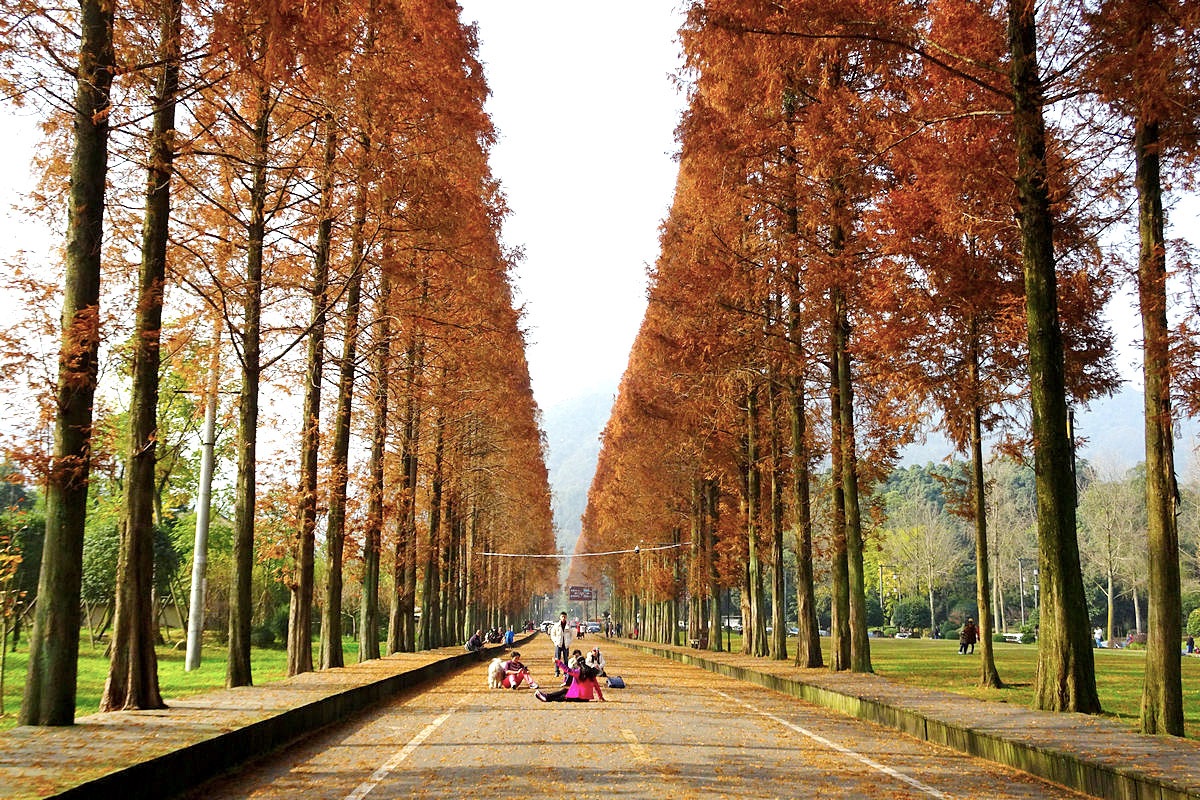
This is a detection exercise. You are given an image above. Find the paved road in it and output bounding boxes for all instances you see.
[190,639,1088,800]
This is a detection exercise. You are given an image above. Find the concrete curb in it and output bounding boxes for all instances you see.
[617,639,1200,800]
[48,632,537,800]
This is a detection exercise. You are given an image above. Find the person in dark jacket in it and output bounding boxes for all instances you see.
[959,618,978,654]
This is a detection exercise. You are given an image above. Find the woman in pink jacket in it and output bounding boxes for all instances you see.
[534,662,605,702]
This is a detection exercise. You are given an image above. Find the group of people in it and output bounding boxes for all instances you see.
[465,625,517,652]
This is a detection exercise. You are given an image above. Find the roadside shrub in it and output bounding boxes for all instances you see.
[250,625,276,648]
[1187,608,1200,636]
[892,598,930,630]
[992,634,1006,644]
[939,620,959,640]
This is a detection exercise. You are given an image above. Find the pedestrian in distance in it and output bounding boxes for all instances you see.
[504,625,515,646]
[1188,635,1195,654]
[959,618,978,655]
[465,629,483,653]
[550,611,574,676]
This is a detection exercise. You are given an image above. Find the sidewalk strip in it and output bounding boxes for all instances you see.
[620,728,653,763]
[345,695,471,800]
[711,689,950,800]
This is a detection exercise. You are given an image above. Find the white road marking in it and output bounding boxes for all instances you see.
[344,695,471,800]
[710,689,951,799]
[620,728,653,762]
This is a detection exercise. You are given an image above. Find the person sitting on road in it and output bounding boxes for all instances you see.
[465,630,483,652]
[549,611,574,676]
[500,652,532,689]
[585,646,606,677]
[535,661,605,703]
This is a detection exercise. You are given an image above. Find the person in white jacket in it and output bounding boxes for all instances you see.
[549,611,573,675]
[584,646,606,677]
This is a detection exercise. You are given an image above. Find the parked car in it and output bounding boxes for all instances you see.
[894,631,913,639]
[587,622,601,633]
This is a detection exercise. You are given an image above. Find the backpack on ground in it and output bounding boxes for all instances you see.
[606,675,626,689]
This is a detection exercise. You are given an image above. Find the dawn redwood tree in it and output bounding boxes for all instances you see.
[102,0,183,711]
[1081,0,1200,735]
[19,0,116,726]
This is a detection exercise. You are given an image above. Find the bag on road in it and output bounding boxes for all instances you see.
[606,675,626,689]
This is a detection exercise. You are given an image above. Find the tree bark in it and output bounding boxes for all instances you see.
[287,113,335,677]
[745,385,768,657]
[1134,118,1183,735]
[100,0,181,712]
[226,81,270,690]
[969,329,1003,687]
[388,332,420,654]
[419,413,446,650]
[1006,0,1100,714]
[767,376,787,660]
[21,0,116,727]
[833,290,872,673]
[706,480,723,652]
[318,154,367,671]
[829,304,850,671]
[360,272,390,662]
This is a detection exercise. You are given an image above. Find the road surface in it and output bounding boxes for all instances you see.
[190,638,1087,799]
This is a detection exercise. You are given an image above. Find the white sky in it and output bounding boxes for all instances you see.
[1,3,1190,419]
[458,1,689,410]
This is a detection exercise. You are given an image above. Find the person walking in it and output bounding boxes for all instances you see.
[549,611,574,676]
[504,625,515,646]
[959,618,978,655]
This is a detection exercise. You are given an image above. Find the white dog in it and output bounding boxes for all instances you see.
[487,657,505,689]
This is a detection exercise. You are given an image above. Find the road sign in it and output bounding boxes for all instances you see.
[568,585,594,601]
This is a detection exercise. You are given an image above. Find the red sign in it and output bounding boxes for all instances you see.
[568,585,594,601]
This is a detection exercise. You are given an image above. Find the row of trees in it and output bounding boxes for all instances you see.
[0,0,555,725]
[575,0,1200,737]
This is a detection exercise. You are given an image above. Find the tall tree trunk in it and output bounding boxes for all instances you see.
[1006,0,1101,714]
[360,274,390,662]
[21,0,115,727]
[833,290,871,673]
[287,113,335,677]
[101,0,180,712]
[745,385,768,657]
[388,333,420,654]
[767,377,787,660]
[185,329,219,671]
[1106,567,1114,648]
[318,152,367,670]
[1135,118,1182,734]
[706,480,723,652]
[829,299,850,671]
[227,82,270,689]
[419,413,446,650]
[789,371,822,667]
[969,329,1002,687]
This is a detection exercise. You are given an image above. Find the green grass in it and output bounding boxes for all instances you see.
[0,634,365,731]
[712,633,1200,738]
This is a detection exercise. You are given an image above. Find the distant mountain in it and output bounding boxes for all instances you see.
[541,383,618,557]
[899,386,1199,473]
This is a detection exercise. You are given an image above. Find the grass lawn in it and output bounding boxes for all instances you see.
[712,633,1200,738]
[0,634,366,732]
